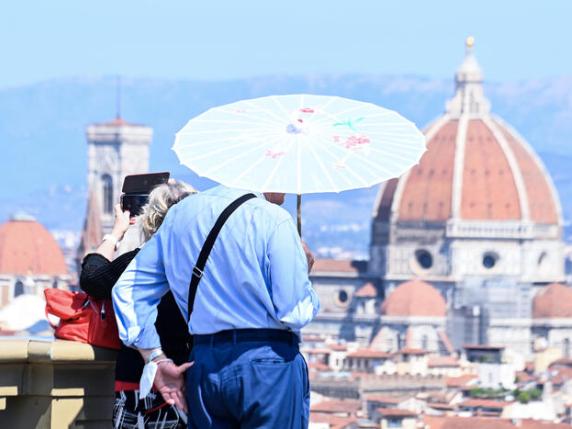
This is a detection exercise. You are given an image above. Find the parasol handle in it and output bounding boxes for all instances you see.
[297,194,302,237]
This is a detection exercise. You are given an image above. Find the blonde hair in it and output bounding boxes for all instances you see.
[140,180,196,241]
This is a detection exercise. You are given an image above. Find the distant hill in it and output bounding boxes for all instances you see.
[1,75,572,254]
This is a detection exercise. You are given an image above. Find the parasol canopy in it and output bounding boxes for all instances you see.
[173,94,426,196]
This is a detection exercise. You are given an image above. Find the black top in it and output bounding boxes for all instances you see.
[80,251,191,383]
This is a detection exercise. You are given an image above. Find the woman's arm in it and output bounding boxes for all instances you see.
[95,204,131,260]
[79,204,133,299]
[80,250,140,299]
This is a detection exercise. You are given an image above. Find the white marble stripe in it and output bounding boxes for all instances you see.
[451,114,469,219]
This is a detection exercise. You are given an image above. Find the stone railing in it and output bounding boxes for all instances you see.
[0,338,116,428]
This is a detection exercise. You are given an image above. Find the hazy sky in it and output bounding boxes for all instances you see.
[1,1,571,87]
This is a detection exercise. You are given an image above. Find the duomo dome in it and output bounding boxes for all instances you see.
[304,39,568,357]
[370,38,564,290]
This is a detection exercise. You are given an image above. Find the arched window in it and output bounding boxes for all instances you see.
[101,174,114,214]
[14,281,24,297]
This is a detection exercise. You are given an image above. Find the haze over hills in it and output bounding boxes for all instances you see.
[1,74,572,256]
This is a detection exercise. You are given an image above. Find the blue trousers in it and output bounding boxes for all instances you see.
[185,336,309,429]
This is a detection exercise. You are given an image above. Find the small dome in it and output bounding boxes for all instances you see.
[533,283,572,318]
[382,279,446,317]
[0,218,67,276]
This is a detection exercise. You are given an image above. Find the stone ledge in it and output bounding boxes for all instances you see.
[0,338,117,363]
[0,338,117,428]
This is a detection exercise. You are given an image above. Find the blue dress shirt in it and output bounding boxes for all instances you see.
[112,186,320,350]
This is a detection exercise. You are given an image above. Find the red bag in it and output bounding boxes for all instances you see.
[44,289,121,350]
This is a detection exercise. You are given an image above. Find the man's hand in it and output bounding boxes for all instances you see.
[302,241,315,273]
[154,360,193,412]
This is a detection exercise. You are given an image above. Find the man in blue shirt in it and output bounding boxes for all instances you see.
[112,186,320,428]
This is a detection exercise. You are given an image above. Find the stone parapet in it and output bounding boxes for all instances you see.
[0,338,116,428]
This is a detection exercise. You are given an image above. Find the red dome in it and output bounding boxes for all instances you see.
[533,283,572,319]
[375,117,560,224]
[381,279,446,317]
[374,42,561,226]
[0,217,67,276]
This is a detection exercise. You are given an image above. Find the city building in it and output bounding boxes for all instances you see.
[0,214,69,308]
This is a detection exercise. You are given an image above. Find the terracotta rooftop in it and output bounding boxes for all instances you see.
[397,348,429,356]
[445,374,478,388]
[309,413,358,429]
[533,283,572,318]
[423,416,570,429]
[428,356,460,368]
[515,371,536,384]
[312,259,360,274]
[548,367,572,386]
[0,218,67,276]
[354,282,378,298]
[376,407,416,418]
[460,399,509,409]
[329,344,348,352]
[311,399,361,415]
[308,362,329,372]
[382,279,446,317]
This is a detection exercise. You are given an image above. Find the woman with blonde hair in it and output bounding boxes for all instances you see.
[80,180,195,428]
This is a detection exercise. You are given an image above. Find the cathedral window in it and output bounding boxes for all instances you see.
[482,252,499,269]
[14,280,24,297]
[336,290,349,305]
[414,249,433,270]
[101,174,114,214]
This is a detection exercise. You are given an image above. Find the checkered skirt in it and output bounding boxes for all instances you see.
[112,390,187,429]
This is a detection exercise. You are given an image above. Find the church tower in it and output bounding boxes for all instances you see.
[85,116,152,235]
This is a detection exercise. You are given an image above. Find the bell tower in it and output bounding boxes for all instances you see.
[85,114,152,235]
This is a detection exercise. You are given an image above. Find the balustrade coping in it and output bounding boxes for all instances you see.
[0,338,117,363]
